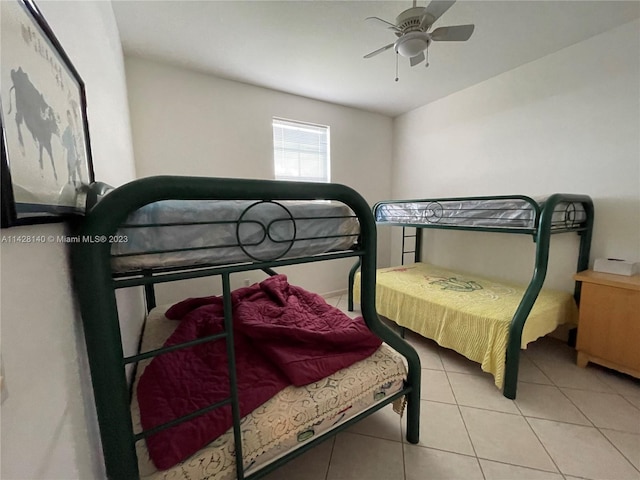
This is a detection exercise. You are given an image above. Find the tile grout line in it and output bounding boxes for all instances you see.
[523,365,640,477]
[323,436,336,480]
[403,442,484,460]
[449,350,569,477]
[454,402,631,430]
[588,366,640,403]
[346,429,403,444]
[441,366,487,480]
[520,354,602,478]
[475,456,571,477]
[513,390,564,476]
[521,350,555,385]
[401,435,408,480]
[350,320,640,478]
[529,345,640,477]
[620,394,640,412]
[594,426,640,475]
[524,348,616,395]
[555,384,599,430]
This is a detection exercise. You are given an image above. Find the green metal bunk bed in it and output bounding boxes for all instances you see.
[348,194,594,399]
[71,175,421,480]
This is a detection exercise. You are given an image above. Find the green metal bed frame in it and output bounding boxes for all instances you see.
[71,175,421,480]
[348,194,594,399]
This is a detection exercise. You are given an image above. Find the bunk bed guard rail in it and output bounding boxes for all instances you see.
[71,176,421,480]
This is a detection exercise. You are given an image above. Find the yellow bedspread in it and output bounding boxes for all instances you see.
[354,262,578,388]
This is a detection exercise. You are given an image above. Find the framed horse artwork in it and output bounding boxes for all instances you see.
[1,0,94,228]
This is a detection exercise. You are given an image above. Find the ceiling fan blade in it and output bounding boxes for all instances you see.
[430,24,475,41]
[410,52,426,67]
[419,13,430,31]
[365,16,402,33]
[424,1,456,24]
[364,43,395,59]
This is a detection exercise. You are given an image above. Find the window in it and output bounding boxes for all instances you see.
[272,118,330,183]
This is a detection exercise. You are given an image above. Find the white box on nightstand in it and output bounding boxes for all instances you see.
[593,258,639,276]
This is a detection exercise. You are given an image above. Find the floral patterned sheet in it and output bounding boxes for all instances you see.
[131,305,406,480]
[354,262,578,388]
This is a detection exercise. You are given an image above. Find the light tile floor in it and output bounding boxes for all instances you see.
[264,294,640,480]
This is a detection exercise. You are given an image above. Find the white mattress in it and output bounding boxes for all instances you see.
[111,200,359,272]
[374,197,587,230]
[132,305,407,479]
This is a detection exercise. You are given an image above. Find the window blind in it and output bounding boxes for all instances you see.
[273,118,330,182]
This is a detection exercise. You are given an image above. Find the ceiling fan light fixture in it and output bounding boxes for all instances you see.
[394,32,430,57]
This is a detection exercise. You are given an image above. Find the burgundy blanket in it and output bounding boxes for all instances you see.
[137,275,381,470]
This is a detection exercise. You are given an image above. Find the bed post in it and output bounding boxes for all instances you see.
[72,224,140,479]
[503,232,549,397]
[357,209,420,444]
[569,199,594,347]
[503,194,593,399]
[503,196,559,399]
[574,199,595,304]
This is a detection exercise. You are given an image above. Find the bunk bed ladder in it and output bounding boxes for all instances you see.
[401,227,422,265]
[348,228,423,311]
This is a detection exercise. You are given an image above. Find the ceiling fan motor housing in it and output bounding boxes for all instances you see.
[395,7,434,33]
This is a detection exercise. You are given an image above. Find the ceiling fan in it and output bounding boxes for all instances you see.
[364,0,474,71]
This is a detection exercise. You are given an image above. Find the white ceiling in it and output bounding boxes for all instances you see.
[112,1,640,118]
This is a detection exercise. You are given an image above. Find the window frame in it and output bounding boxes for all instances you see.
[272,117,331,183]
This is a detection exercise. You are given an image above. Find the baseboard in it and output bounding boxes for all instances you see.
[321,288,347,299]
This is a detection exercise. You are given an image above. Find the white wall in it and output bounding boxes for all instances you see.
[0,2,141,479]
[392,19,640,292]
[124,56,394,304]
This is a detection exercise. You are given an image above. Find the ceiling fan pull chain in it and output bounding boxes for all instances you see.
[395,52,399,82]
[425,47,430,68]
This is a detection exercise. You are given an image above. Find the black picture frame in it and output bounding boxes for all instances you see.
[1,0,94,228]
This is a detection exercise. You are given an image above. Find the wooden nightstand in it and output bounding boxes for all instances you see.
[573,270,640,378]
